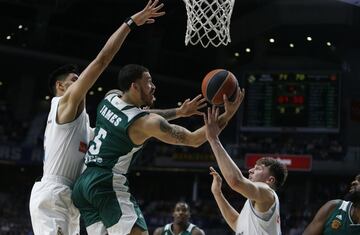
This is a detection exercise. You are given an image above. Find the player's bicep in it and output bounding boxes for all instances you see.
[303,200,339,235]
[192,228,205,235]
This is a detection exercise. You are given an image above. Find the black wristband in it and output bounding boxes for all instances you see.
[124,17,137,30]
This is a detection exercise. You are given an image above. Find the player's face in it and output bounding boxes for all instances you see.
[345,176,360,204]
[248,164,271,183]
[138,72,156,107]
[349,177,360,193]
[60,73,79,92]
[172,203,190,224]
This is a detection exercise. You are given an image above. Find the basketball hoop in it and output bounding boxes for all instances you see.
[183,0,235,48]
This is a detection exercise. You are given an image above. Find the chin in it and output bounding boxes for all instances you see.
[344,191,360,204]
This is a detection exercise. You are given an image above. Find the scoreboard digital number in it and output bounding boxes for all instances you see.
[241,72,340,132]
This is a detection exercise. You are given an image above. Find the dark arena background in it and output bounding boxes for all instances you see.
[0,0,360,234]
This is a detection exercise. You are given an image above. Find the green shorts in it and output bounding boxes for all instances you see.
[71,167,147,234]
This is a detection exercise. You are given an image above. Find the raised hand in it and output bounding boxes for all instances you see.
[131,0,166,26]
[223,87,245,120]
[203,106,221,141]
[210,166,223,195]
[178,94,207,117]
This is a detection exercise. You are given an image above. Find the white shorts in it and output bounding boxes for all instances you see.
[29,175,80,235]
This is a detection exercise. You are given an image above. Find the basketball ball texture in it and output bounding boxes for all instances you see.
[201,69,238,105]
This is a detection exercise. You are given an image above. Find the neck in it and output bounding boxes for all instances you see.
[172,222,189,234]
[121,93,140,107]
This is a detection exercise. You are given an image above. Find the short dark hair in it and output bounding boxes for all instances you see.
[117,64,149,92]
[256,157,288,190]
[48,64,79,96]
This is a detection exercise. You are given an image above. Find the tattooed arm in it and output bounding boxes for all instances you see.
[129,113,207,147]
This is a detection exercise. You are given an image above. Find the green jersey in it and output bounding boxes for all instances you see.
[85,93,148,173]
[324,200,360,235]
[161,223,197,235]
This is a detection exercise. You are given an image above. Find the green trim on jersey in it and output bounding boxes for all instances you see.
[324,200,360,235]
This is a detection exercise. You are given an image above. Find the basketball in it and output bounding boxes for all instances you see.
[201,69,238,105]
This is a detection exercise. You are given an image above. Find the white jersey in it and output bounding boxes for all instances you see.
[235,190,281,235]
[43,97,91,184]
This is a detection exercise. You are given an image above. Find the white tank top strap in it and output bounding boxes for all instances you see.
[41,175,73,187]
[187,223,195,232]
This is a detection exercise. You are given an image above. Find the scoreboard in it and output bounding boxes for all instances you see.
[241,72,340,132]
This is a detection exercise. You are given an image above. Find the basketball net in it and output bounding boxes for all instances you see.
[183,0,235,48]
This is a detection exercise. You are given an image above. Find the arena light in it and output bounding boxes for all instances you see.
[45,96,50,100]
[245,48,251,53]
[269,38,275,43]
[18,25,23,29]
[97,87,103,92]
[6,35,11,40]
[289,43,294,48]
[0,81,3,86]
[89,91,94,95]
[307,36,312,41]
[234,52,240,57]
[326,42,332,46]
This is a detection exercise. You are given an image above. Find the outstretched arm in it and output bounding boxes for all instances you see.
[303,200,339,235]
[204,106,274,205]
[130,88,244,147]
[131,113,206,147]
[149,94,206,121]
[210,167,239,232]
[58,0,165,123]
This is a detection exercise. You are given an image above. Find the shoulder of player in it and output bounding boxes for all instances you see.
[253,181,275,197]
[192,227,205,235]
[153,226,165,235]
[322,199,342,213]
[316,199,342,220]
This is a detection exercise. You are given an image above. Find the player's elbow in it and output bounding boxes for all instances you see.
[189,138,206,148]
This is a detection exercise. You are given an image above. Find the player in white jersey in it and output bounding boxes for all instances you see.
[203,106,288,235]
[29,1,165,234]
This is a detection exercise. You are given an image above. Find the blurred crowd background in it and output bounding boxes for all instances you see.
[1,0,360,234]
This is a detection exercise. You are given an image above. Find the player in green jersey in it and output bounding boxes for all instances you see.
[303,174,360,235]
[71,63,242,235]
[153,202,205,235]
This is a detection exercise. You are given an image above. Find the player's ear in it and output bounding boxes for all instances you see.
[56,80,65,92]
[130,81,139,91]
[267,175,276,186]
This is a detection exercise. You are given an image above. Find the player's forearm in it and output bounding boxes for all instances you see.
[212,191,239,231]
[208,138,246,188]
[96,23,131,68]
[148,108,179,121]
